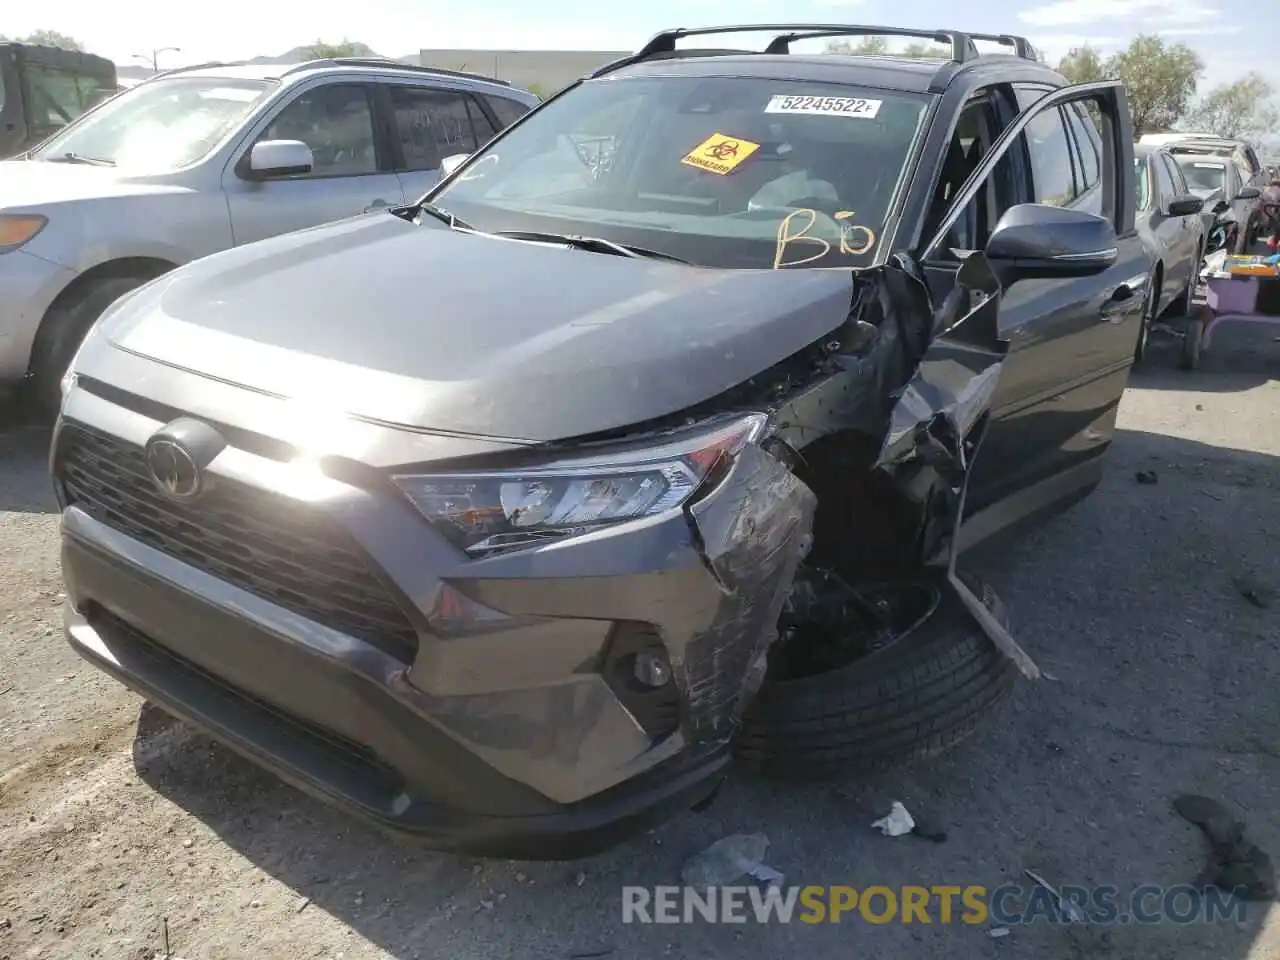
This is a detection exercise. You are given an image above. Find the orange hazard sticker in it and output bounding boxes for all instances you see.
[680,133,760,175]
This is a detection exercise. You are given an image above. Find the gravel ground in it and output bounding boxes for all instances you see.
[2,325,1279,960]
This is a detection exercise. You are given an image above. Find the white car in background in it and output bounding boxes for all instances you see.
[0,57,537,411]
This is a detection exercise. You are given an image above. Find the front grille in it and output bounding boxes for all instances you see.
[57,423,420,663]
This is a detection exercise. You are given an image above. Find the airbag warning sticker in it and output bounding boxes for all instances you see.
[681,133,761,175]
[764,94,882,118]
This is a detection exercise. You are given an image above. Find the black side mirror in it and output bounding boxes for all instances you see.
[984,203,1118,283]
[1235,185,1262,201]
[1168,194,1205,217]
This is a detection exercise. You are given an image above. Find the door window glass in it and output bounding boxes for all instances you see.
[260,84,377,176]
[389,87,481,171]
[1023,107,1077,207]
[484,95,531,129]
[1064,103,1101,192]
[467,97,498,145]
[1160,153,1187,195]
[26,65,95,129]
[1152,152,1175,206]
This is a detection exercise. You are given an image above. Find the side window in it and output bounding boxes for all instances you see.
[467,98,499,146]
[25,65,89,127]
[1065,104,1101,192]
[389,87,481,172]
[1152,154,1175,207]
[484,95,532,129]
[1161,154,1188,196]
[1023,108,1077,207]
[260,84,378,177]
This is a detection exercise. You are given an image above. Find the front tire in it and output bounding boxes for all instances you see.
[733,572,1017,779]
[29,276,151,416]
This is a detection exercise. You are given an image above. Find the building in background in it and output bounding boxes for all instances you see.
[416,49,628,97]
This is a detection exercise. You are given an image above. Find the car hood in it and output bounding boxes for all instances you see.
[98,212,858,442]
[0,159,185,206]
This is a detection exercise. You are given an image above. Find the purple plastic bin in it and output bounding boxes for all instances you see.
[1207,276,1260,315]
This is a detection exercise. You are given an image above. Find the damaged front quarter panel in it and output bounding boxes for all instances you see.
[682,443,817,741]
[873,252,1041,680]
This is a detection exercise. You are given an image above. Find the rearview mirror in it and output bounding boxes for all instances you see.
[1235,185,1261,201]
[440,153,470,178]
[984,203,1118,282]
[1168,194,1205,217]
[245,140,313,180]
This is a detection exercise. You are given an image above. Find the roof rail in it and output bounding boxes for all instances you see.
[282,57,512,86]
[145,60,248,80]
[592,23,1042,76]
[965,32,1040,61]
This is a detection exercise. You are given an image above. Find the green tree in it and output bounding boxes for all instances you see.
[1056,44,1108,84]
[1104,34,1202,135]
[900,41,951,59]
[1,29,84,51]
[1182,73,1279,138]
[304,38,362,59]
[825,36,889,56]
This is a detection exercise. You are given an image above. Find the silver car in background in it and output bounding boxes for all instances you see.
[0,57,536,410]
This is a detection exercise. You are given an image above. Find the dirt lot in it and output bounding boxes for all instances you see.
[2,327,1280,960]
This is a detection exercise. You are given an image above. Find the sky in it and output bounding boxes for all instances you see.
[6,0,1275,93]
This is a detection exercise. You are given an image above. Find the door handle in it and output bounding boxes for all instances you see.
[364,199,391,213]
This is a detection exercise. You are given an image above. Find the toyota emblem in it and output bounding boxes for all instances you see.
[145,437,204,500]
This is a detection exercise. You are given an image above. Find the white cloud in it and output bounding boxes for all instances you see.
[1155,25,1243,37]
[1018,0,1219,27]
[1028,33,1124,59]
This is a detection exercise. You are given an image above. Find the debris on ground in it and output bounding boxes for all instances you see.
[909,809,948,843]
[1023,869,1086,922]
[682,833,784,888]
[987,926,1011,938]
[871,802,916,838]
[1173,795,1276,899]
[1232,574,1274,609]
[1135,470,1159,485]
[567,948,616,959]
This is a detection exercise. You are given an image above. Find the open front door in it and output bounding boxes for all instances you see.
[898,78,1146,560]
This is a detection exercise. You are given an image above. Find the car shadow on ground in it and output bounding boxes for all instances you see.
[127,424,1280,959]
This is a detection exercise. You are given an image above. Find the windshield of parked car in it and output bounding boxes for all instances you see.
[431,76,931,269]
[30,77,273,173]
[1175,157,1227,200]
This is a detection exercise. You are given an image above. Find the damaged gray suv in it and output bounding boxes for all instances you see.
[53,24,1147,858]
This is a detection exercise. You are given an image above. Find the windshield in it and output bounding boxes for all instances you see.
[31,76,273,173]
[431,76,930,269]
[1176,157,1226,199]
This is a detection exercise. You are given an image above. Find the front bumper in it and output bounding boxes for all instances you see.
[0,248,75,383]
[54,382,814,857]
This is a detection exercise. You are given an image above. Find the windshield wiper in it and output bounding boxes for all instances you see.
[45,152,115,166]
[494,231,690,264]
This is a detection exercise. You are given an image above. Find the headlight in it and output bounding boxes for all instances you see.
[394,413,766,557]
[0,214,48,253]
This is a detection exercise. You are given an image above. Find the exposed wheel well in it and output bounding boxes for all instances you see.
[30,257,177,374]
[789,429,924,583]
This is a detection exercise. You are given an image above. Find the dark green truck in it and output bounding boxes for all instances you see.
[0,43,117,158]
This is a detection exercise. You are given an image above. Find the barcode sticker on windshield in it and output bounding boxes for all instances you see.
[765,95,882,119]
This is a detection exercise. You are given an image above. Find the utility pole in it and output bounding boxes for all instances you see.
[132,46,181,73]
